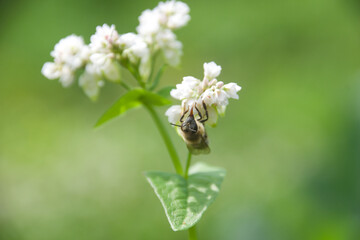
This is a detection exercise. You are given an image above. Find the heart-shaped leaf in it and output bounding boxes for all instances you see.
[145,162,226,231]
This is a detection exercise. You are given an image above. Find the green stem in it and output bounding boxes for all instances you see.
[144,104,183,175]
[184,151,192,179]
[188,226,197,240]
[148,64,167,91]
[128,64,146,88]
[147,50,159,85]
[118,81,131,90]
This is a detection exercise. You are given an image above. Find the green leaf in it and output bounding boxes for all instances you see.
[95,88,171,128]
[94,89,143,128]
[139,90,171,106]
[145,162,226,231]
[156,86,175,99]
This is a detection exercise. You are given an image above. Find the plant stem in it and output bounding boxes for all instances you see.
[184,151,192,179]
[128,64,146,88]
[144,104,183,175]
[147,50,159,85]
[188,226,197,240]
[148,64,167,91]
[118,81,131,90]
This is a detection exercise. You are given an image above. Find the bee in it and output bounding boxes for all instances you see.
[171,101,210,155]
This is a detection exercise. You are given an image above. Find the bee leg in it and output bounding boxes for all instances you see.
[180,107,189,123]
[170,123,182,127]
[200,101,209,123]
[195,103,203,121]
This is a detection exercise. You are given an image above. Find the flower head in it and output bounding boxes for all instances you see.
[166,62,241,126]
[90,24,120,53]
[203,62,222,80]
[42,1,191,101]
[41,34,89,86]
[79,64,104,101]
[89,24,121,81]
[118,33,151,79]
[137,9,162,39]
[136,1,189,66]
[157,0,190,29]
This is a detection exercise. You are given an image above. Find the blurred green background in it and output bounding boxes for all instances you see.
[1,0,360,239]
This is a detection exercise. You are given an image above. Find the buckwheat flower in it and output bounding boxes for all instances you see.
[41,62,62,80]
[166,62,241,126]
[89,56,121,82]
[42,63,75,87]
[90,24,120,52]
[157,0,190,30]
[79,64,104,101]
[42,34,89,86]
[89,24,121,82]
[170,76,201,100]
[51,34,89,70]
[136,1,188,66]
[137,9,161,41]
[203,61,222,80]
[118,33,151,79]
[155,29,182,66]
[165,105,182,123]
[137,1,190,37]
[57,65,76,87]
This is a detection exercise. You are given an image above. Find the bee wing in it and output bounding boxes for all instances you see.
[188,144,210,155]
[187,133,210,155]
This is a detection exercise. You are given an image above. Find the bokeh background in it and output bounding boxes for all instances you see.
[1,0,360,239]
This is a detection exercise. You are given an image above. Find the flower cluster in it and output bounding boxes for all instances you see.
[165,62,241,126]
[41,35,89,87]
[42,1,190,101]
[137,0,190,66]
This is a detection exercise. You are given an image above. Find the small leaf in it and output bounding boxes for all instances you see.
[139,90,171,106]
[156,86,175,99]
[94,89,143,127]
[145,162,226,231]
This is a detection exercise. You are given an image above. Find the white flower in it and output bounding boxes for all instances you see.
[155,29,182,66]
[42,35,89,87]
[157,0,190,29]
[204,61,221,80]
[136,1,189,66]
[166,62,241,126]
[57,65,75,87]
[119,33,149,61]
[118,33,151,79]
[137,9,161,40]
[51,34,89,70]
[89,24,122,81]
[41,62,75,87]
[90,24,120,53]
[89,53,120,82]
[41,62,62,80]
[137,1,190,37]
[223,82,242,99]
[79,64,104,101]
[170,76,201,100]
[165,105,182,123]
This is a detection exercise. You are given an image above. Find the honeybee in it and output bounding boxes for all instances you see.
[171,101,210,155]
